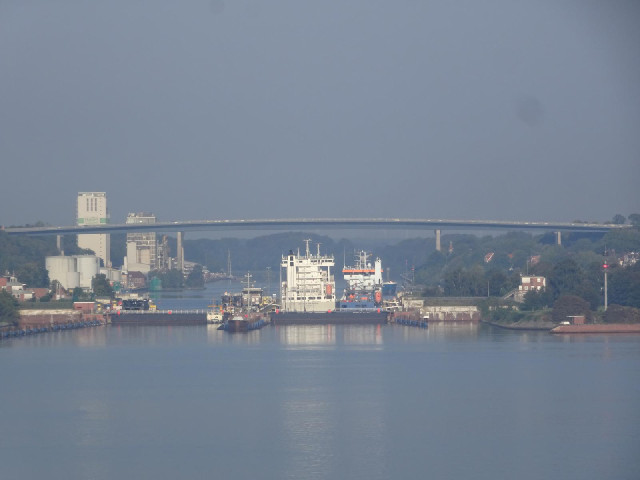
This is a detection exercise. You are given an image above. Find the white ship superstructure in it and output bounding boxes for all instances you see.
[280,240,336,312]
[342,251,383,294]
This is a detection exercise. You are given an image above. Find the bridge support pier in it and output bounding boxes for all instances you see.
[177,232,184,272]
[56,235,64,255]
[555,231,562,246]
[435,229,441,252]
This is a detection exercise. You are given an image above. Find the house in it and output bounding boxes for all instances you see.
[127,271,147,290]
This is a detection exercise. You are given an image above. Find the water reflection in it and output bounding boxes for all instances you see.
[277,325,337,349]
[276,324,389,349]
[74,326,108,348]
[342,324,384,348]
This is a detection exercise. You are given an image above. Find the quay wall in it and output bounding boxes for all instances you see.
[110,312,207,326]
[551,324,640,334]
[402,298,481,323]
[18,309,100,328]
[421,305,480,323]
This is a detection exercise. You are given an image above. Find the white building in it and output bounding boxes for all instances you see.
[46,255,100,290]
[519,275,546,293]
[77,192,110,267]
[124,212,157,274]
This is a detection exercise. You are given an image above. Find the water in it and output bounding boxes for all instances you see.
[1,312,639,479]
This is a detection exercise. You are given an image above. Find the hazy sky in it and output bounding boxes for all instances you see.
[1,0,639,227]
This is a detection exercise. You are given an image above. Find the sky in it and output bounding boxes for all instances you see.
[1,0,639,228]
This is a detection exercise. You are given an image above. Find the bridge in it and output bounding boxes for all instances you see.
[5,218,627,261]
[3,217,627,236]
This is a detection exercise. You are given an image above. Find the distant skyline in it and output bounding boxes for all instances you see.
[1,1,639,227]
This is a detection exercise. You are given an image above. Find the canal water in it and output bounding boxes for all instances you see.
[1,285,639,479]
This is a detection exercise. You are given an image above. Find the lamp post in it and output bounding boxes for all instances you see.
[603,262,608,311]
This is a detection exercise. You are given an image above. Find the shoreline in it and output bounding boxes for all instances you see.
[481,319,555,331]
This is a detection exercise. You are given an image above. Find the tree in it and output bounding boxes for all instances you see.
[611,214,626,225]
[72,287,92,302]
[608,263,640,308]
[185,264,204,288]
[91,274,113,298]
[443,266,485,296]
[552,295,591,324]
[485,269,510,296]
[149,269,184,289]
[0,290,19,324]
[15,262,49,288]
[549,258,583,297]
[39,293,52,302]
[628,213,640,227]
[603,304,640,324]
[521,289,554,311]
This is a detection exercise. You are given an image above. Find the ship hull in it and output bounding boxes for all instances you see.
[223,313,269,333]
[271,310,388,325]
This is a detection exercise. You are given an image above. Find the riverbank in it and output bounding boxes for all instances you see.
[481,319,556,331]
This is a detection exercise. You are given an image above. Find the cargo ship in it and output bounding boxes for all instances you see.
[272,242,388,325]
[339,250,383,309]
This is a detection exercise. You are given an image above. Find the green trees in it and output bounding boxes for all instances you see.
[611,214,626,225]
[92,274,114,298]
[552,295,591,324]
[0,231,56,285]
[608,262,640,308]
[603,304,640,324]
[443,265,487,296]
[149,269,184,289]
[521,289,554,311]
[185,265,204,289]
[0,290,19,324]
[547,258,600,309]
[15,262,49,288]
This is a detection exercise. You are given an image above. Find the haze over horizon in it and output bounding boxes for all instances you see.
[2,1,639,227]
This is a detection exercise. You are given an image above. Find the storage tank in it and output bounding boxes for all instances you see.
[66,272,80,290]
[76,255,100,289]
[45,256,77,290]
[100,267,122,283]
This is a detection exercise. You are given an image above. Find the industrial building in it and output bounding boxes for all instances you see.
[76,192,110,267]
[124,212,157,273]
[45,255,100,290]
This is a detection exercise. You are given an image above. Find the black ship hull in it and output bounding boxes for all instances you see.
[270,310,388,325]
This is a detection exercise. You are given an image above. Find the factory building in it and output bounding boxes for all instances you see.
[76,192,110,267]
[124,212,157,274]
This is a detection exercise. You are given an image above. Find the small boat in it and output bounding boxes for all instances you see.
[206,307,224,324]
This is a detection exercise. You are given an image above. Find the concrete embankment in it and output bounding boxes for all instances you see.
[550,324,640,334]
[110,312,207,326]
[481,320,556,331]
[18,309,108,328]
[419,303,480,323]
